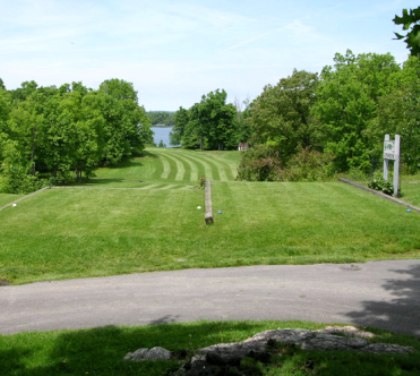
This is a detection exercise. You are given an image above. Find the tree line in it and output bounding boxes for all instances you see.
[0,79,152,192]
[168,50,418,181]
[238,52,419,180]
[147,111,175,127]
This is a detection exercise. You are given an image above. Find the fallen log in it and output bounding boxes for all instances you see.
[204,180,214,225]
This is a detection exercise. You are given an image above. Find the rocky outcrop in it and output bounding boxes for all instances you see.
[124,346,172,361]
[124,326,415,375]
[172,326,414,375]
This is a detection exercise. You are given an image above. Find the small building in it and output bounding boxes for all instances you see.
[238,142,249,151]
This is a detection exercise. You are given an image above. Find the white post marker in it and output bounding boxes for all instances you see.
[393,135,400,197]
[383,134,401,197]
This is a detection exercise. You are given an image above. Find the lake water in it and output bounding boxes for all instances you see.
[151,126,175,147]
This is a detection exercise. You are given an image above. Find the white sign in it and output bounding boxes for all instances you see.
[383,134,401,197]
[384,140,396,160]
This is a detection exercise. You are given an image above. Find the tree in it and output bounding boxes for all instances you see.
[179,89,238,150]
[375,56,420,173]
[393,7,420,57]
[97,79,152,164]
[312,50,399,172]
[247,69,319,165]
[170,107,189,146]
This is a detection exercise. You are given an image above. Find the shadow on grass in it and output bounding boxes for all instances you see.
[0,322,266,376]
[346,264,420,337]
[2,320,420,376]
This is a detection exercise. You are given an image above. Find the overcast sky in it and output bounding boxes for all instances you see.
[0,0,417,110]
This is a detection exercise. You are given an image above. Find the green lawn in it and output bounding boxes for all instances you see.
[0,148,419,284]
[1,321,419,376]
[401,174,420,207]
[0,193,22,207]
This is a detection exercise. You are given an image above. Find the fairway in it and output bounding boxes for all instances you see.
[0,148,419,284]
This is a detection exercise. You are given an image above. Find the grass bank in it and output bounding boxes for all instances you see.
[1,321,419,376]
[0,148,419,284]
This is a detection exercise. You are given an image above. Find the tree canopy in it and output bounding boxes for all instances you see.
[172,89,240,150]
[393,7,420,57]
[238,51,419,181]
[0,79,152,192]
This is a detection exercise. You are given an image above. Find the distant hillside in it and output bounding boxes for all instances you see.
[147,111,175,127]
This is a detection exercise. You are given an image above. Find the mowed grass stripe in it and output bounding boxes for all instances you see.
[159,151,188,182]
[166,150,199,182]
[173,151,211,181]
[205,153,238,180]
[157,153,178,181]
[158,153,171,180]
[192,152,222,181]
[177,151,220,181]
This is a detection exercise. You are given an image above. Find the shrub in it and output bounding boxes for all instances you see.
[237,145,283,181]
[282,148,334,181]
[368,173,394,195]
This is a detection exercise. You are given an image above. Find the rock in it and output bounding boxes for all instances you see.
[321,325,376,339]
[245,329,314,345]
[124,346,172,361]
[193,340,268,365]
[300,333,368,351]
[172,327,416,375]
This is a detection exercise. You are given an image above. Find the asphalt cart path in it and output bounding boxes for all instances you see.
[1,260,419,336]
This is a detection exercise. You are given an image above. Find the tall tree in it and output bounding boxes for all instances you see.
[181,89,238,150]
[170,106,189,145]
[374,56,420,173]
[97,79,152,164]
[312,50,399,172]
[247,69,319,165]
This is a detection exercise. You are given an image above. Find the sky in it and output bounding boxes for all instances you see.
[0,0,418,111]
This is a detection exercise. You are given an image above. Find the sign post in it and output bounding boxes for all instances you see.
[383,134,400,197]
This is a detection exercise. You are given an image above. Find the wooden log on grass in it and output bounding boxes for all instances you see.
[204,180,214,225]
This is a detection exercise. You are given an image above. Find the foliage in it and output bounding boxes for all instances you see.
[373,56,420,173]
[0,79,151,192]
[174,89,239,150]
[393,7,420,57]
[237,144,283,181]
[281,148,334,181]
[312,50,399,173]
[246,70,319,166]
[147,110,175,126]
[368,172,394,196]
[170,106,189,146]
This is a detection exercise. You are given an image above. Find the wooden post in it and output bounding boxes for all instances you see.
[204,180,214,225]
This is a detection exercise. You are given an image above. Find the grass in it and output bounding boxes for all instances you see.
[1,321,419,376]
[0,148,419,284]
[0,193,22,207]
[401,173,420,207]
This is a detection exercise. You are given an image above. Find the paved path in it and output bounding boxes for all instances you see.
[1,260,419,336]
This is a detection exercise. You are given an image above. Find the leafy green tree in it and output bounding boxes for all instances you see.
[312,50,399,172]
[97,79,152,164]
[394,7,420,57]
[170,107,189,145]
[246,69,319,165]
[374,56,420,173]
[181,89,238,150]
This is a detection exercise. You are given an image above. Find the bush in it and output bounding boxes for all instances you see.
[368,173,394,195]
[237,146,334,182]
[237,145,283,181]
[281,148,334,181]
